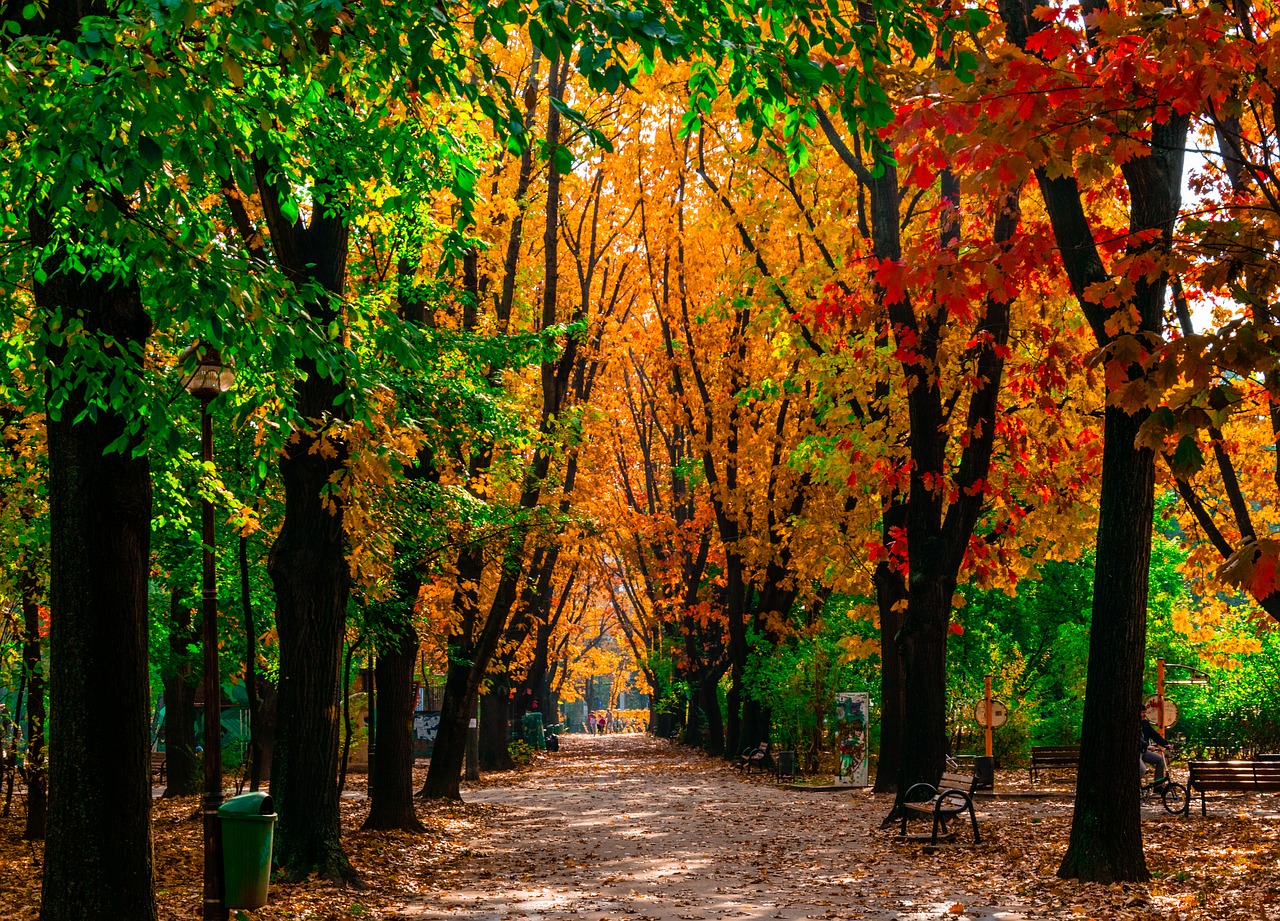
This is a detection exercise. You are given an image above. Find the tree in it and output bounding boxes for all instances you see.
[988,0,1189,882]
[4,3,159,914]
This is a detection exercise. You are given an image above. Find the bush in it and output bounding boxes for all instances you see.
[508,740,535,766]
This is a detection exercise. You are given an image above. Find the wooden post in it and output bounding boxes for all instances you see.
[1157,658,1166,737]
[984,674,993,758]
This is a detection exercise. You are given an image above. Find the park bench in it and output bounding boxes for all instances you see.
[150,751,166,785]
[901,772,977,844]
[1187,760,1280,815]
[899,771,981,846]
[739,743,769,774]
[1030,745,1079,784]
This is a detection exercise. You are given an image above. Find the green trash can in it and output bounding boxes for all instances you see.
[217,791,276,909]
[522,712,546,750]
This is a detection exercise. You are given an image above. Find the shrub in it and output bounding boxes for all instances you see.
[508,740,535,766]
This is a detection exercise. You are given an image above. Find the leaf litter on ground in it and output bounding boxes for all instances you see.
[2,736,1280,919]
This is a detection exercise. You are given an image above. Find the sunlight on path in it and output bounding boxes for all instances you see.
[390,734,1045,921]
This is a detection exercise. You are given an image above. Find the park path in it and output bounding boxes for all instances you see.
[390,733,1047,921]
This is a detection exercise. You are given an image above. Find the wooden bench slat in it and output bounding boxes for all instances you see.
[1030,745,1080,784]
[1187,760,1280,815]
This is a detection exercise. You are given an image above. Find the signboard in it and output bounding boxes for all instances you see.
[1144,696,1178,730]
[835,692,870,787]
[973,699,1008,729]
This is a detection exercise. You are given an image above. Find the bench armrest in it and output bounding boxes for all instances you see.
[902,782,939,803]
[937,789,974,814]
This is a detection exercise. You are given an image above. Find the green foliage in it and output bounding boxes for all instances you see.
[743,601,879,753]
[947,557,1095,755]
[508,740,536,766]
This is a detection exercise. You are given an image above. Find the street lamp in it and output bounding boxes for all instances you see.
[181,344,234,921]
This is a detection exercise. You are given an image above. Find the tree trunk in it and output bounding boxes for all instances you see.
[723,557,747,755]
[260,182,358,882]
[239,535,267,791]
[1057,405,1156,882]
[21,575,46,841]
[250,678,276,787]
[894,574,953,808]
[38,217,157,919]
[422,529,530,798]
[267,368,357,883]
[162,587,200,798]
[419,657,474,800]
[872,512,908,793]
[698,662,727,756]
[478,685,514,771]
[338,637,360,797]
[363,619,422,831]
[995,0,1186,882]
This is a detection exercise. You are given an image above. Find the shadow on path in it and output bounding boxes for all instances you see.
[391,733,1039,921]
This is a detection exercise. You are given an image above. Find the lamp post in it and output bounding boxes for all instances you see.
[181,345,234,921]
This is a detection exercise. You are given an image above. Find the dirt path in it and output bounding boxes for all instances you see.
[391,734,1047,921]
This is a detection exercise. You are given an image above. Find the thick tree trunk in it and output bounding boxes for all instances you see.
[996,0,1186,882]
[420,658,474,800]
[38,229,156,918]
[894,574,953,811]
[478,684,514,771]
[872,514,908,793]
[698,662,727,755]
[239,535,267,791]
[259,179,357,881]
[363,619,422,831]
[267,369,357,883]
[1058,407,1156,882]
[162,587,200,798]
[723,558,747,755]
[21,578,46,841]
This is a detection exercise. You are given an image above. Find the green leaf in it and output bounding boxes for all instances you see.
[138,136,163,171]
[1170,436,1205,478]
[551,145,573,175]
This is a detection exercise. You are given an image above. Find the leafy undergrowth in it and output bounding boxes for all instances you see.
[0,766,509,920]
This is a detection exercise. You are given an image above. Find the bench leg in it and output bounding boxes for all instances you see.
[931,813,941,846]
[969,804,980,844]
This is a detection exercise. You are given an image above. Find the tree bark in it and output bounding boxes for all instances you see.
[363,617,422,831]
[478,685,514,771]
[1058,405,1155,881]
[239,535,268,790]
[420,656,476,800]
[36,212,157,920]
[872,505,908,794]
[997,0,1186,882]
[261,185,359,883]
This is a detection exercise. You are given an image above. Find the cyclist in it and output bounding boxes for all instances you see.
[1140,705,1170,790]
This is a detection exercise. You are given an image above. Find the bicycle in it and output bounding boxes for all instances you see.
[1141,753,1189,815]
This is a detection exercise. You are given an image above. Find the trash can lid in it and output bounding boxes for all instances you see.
[217,792,275,817]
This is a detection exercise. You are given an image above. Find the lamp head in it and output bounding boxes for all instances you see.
[179,344,235,401]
